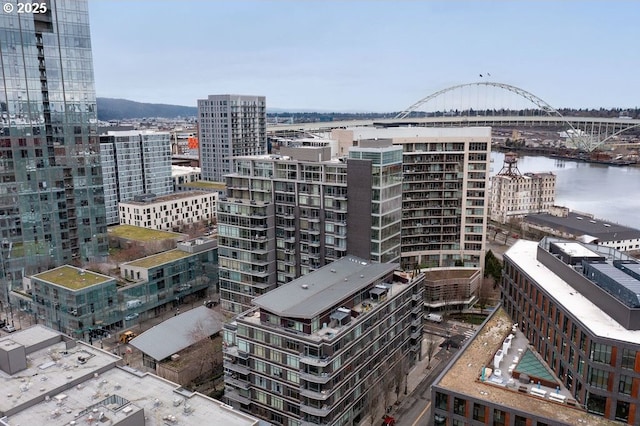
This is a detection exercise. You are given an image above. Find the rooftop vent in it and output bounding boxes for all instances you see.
[301,284,309,290]
[330,269,336,273]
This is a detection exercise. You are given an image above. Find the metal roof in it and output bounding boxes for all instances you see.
[252,256,398,319]
[129,306,224,361]
[525,212,640,242]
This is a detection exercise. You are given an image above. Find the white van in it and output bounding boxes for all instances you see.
[426,313,443,323]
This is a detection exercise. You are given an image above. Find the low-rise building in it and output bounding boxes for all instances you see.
[172,165,202,190]
[524,207,640,252]
[119,191,217,231]
[223,255,424,426]
[0,325,260,425]
[27,238,218,338]
[422,267,482,312]
[130,306,225,385]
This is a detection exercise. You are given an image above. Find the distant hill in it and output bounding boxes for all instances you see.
[96,98,197,121]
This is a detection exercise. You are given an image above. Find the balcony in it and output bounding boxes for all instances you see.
[224,374,250,390]
[300,387,331,400]
[223,360,250,376]
[224,387,251,405]
[300,355,331,367]
[300,402,332,417]
[299,371,332,384]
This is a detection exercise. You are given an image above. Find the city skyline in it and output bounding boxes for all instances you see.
[88,1,640,112]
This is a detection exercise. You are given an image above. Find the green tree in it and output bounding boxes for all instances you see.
[484,250,503,286]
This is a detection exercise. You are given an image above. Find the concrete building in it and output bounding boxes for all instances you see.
[222,256,424,426]
[218,144,403,313]
[119,191,217,231]
[430,307,617,426]
[27,238,217,338]
[0,0,108,298]
[0,325,260,425]
[490,152,556,224]
[498,238,640,423]
[172,165,201,190]
[523,207,640,252]
[332,127,491,270]
[100,130,173,224]
[422,267,482,312]
[198,94,267,182]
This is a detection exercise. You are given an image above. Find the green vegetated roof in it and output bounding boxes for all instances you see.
[108,225,183,242]
[34,266,113,290]
[126,250,190,269]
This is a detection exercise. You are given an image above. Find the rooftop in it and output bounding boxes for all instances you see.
[181,180,226,190]
[108,225,185,242]
[120,191,212,206]
[130,306,225,361]
[423,267,479,281]
[434,308,617,426]
[125,249,191,269]
[505,240,640,345]
[346,126,492,141]
[0,326,259,425]
[33,266,114,290]
[525,211,640,242]
[252,256,398,319]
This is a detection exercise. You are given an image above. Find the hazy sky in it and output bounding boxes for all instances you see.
[88,1,640,112]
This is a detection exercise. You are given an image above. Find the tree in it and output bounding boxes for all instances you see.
[484,250,503,286]
[425,334,438,367]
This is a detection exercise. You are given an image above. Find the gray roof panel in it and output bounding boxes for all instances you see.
[525,212,640,242]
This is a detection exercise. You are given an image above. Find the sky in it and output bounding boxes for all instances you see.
[88,1,640,112]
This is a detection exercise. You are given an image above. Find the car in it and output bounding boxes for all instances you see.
[124,313,139,321]
[3,324,16,333]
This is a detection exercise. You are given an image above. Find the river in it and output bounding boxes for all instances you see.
[490,151,640,230]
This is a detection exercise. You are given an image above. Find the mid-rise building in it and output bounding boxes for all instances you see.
[198,94,267,182]
[119,191,217,231]
[100,130,173,224]
[218,144,403,313]
[0,325,260,425]
[223,256,424,426]
[172,165,201,190]
[499,237,640,423]
[28,238,217,338]
[422,267,482,312]
[0,0,108,298]
[490,152,556,223]
[332,127,491,270]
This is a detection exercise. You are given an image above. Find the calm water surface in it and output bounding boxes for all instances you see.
[490,152,640,229]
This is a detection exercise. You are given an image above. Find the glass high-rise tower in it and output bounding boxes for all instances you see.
[0,0,107,302]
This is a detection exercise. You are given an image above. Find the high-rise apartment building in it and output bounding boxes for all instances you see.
[217,144,403,313]
[490,152,556,223]
[0,1,107,297]
[332,127,491,270]
[197,94,267,182]
[100,130,173,224]
[223,256,424,426]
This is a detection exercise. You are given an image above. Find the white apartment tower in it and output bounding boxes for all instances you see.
[198,94,267,182]
[490,152,556,224]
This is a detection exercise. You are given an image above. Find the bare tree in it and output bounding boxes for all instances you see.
[365,373,382,426]
[188,320,223,379]
[425,334,438,368]
[392,354,407,401]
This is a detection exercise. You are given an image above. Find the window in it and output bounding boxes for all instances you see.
[586,391,606,415]
[616,400,630,422]
[619,374,633,395]
[587,367,609,389]
[621,348,635,369]
[473,403,486,421]
[435,392,448,410]
[590,342,612,364]
[453,397,466,416]
[493,408,506,426]
[514,415,527,426]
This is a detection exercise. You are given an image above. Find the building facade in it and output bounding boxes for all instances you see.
[422,267,482,312]
[490,153,556,223]
[100,130,173,224]
[223,256,424,426]
[218,144,403,313]
[119,191,217,231]
[29,238,218,338]
[332,127,491,270]
[501,238,640,423]
[0,0,108,298]
[197,94,267,182]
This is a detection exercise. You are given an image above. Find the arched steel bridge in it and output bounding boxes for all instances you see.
[268,82,640,152]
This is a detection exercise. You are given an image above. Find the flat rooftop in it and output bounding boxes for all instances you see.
[552,241,602,258]
[525,211,640,242]
[346,126,492,140]
[108,225,184,242]
[181,180,226,190]
[252,256,398,319]
[0,326,259,426]
[506,240,640,345]
[126,249,191,269]
[423,268,479,280]
[120,191,211,206]
[33,266,114,290]
[434,308,617,426]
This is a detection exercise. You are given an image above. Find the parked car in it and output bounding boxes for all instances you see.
[3,324,16,333]
[124,313,139,321]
